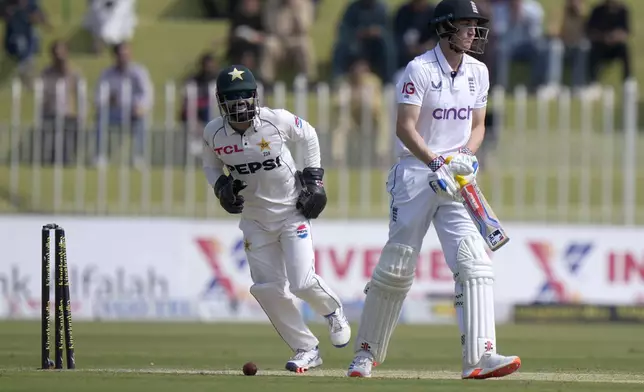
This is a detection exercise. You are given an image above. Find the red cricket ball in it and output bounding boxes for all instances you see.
[242,362,258,376]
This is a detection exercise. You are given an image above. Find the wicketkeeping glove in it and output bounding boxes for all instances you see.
[296,167,327,219]
[428,156,462,202]
[214,175,247,214]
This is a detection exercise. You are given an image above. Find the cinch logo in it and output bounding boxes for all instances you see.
[215,145,243,155]
[432,106,473,120]
[226,156,282,174]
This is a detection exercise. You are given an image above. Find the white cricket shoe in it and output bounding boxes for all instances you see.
[462,353,521,379]
[325,307,351,347]
[285,346,323,373]
[347,351,374,377]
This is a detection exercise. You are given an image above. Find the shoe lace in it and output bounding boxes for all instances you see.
[352,355,372,367]
[291,349,309,361]
[326,309,346,333]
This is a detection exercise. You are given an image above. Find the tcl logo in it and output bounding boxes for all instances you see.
[215,145,243,155]
[401,82,415,95]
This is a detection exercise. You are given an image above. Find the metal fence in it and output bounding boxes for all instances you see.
[0,77,641,224]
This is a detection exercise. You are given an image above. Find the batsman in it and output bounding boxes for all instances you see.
[202,65,351,373]
[347,0,520,379]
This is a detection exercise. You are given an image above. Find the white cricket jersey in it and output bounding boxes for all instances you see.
[395,44,490,158]
[202,107,320,223]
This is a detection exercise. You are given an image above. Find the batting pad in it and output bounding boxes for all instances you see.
[354,243,416,364]
[455,235,496,367]
[250,282,319,352]
[290,274,342,316]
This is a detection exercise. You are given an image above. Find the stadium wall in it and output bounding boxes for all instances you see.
[1,216,644,324]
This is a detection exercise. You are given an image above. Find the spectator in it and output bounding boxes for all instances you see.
[95,42,153,168]
[227,0,265,67]
[2,0,49,84]
[491,0,547,90]
[83,0,138,54]
[312,0,323,19]
[238,50,258,70]
[39,40,82,165]
[544,0,589,92]
[202,0,235,19]
[331,0,397,84]
[181,52,219,159]
[586,0,631,86]
[261,0,316,86]
[392,0,436,74]
[331,56,389,166]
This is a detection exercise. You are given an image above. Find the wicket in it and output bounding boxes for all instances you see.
[41,223,76,370]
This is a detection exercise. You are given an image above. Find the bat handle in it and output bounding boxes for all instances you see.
[454,175,469,188]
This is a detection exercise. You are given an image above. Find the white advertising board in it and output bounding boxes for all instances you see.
[1,216,644,323]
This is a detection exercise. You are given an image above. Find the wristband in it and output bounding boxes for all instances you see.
[428,156,446,172]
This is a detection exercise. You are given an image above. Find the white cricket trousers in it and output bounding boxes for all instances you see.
[387,156,481,276]
[385,156,490,354]
[240,212,342,352]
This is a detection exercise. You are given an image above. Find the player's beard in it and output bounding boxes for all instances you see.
[226,98,256,123]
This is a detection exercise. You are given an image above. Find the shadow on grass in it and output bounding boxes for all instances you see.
[159,0,210,20]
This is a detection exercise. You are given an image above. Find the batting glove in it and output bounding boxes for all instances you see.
[447,147,479,179]
[428,156,463,202]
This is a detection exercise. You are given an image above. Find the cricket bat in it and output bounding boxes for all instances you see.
[453,174,510,252]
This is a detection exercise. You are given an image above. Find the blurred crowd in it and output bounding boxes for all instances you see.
[221,0,633,93]
[0,0,636,167]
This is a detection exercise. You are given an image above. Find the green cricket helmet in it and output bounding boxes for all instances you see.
[216,65,259,124]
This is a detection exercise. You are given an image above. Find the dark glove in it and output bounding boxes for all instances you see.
[296,167,327,219]
[214,175,247,214]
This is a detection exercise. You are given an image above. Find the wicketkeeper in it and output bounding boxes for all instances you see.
[202,65,351,373]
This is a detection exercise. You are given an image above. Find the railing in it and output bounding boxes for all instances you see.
[0,77,641,224]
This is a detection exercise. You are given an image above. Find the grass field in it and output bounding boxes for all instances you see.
[2,321,644,391]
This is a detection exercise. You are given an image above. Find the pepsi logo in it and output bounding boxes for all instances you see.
[296,224,308,239]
